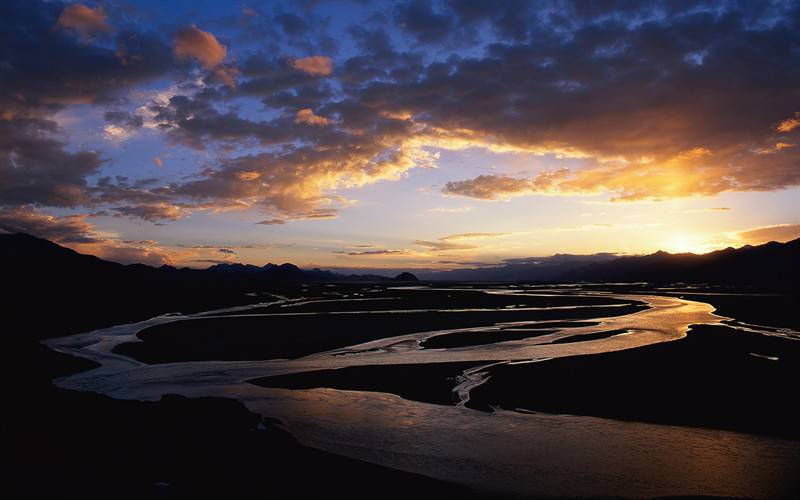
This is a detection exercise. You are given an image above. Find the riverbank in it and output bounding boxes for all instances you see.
[468,323,800,440]
[7,342,485,499]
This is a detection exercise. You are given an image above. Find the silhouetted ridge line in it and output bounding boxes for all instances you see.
[570,238,799,287]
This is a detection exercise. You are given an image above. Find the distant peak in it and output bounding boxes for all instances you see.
[393,272,419,281]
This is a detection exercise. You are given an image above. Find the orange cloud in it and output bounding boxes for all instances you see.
[442,137,800,202]
[292,56,333,76]
[413,240,477,251]
[295,108,331,126]
[755,142,795,155]
[334,248,407,256]
[213,66,239,88]
[0,206,175,266]
[440,232,508,241]
[736,224,800,244]
[174,25,227,69]
[776,112,800,133]
[236,171,261,181]
[57,4,111,38]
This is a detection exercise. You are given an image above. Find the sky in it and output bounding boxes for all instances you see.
[1,0,799,270]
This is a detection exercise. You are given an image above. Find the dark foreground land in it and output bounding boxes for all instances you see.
[9,344,483,499]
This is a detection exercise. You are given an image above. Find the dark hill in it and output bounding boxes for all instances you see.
[0,233,404,340]
[393,272,419,282]
[570,238,799,288]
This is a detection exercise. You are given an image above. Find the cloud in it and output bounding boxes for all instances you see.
[256,218,287,225]
[174,25,227,69]
[0,0,174,216]
[362,3,800,201]
[0,206,173,266]
[680,207,731,214]
[736,224,800,245]
[92,243,173,266]
[112,203,188,222]
[502,257,543,265]
[427,206,473,213]
[411,231,510,252]
[242,6,259,18]
[103,110,143,141]
[5,0,800,234]
[56,3,111,38]
[0,206,98,243]
[412,239,477,251]
[442,172,569,200]
[213,65,238,88]
[275,12,309,36]
[442,139,800,202]
[334,249,407,256]
[394,1,452,43]
[292,56,333,76]
[440,232,508,241]
[776,113,800,133]
[434,260,497,268]
[295,108,331,126]
[2,0,172,113]
[135,3,800,220]
[0,117,104,207]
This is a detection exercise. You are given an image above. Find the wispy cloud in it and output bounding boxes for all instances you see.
[333,249,407,256]
[427,206,473,213]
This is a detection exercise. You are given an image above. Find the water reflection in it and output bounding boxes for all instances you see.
[44,285,800,497]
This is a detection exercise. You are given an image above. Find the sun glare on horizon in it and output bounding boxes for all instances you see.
[663,234,709,254]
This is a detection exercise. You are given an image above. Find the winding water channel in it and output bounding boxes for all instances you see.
[44,286,800,497]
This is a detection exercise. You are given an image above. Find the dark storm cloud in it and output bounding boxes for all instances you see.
[0,0,174,213]
[393,1,453,43]
[274,12,311,36]
[0,0,172,114]
[103,110,144,130]
[446,0,532,41]
[0,117,104,207]
[340,26,423,85]
[148,94,294,149]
